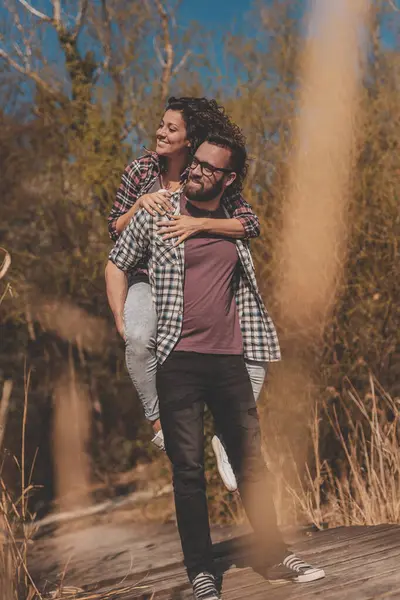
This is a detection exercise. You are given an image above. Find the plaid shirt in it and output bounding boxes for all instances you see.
[109,193,281,365]
[108,151,260,242]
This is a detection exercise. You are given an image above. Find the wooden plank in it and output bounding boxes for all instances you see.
[297,528,400,569]
[30,523,400,600]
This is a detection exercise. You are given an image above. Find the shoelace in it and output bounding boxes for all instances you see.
[192,572,219,599]
[283,554,312,572]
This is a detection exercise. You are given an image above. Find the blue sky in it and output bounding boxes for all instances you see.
[0,0,397,109]
[178,0,254,27]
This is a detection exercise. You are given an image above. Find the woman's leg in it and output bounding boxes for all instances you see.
[123,281,160,429]
[245,359,268,403]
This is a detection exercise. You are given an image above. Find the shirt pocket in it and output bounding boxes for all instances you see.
[153,238,177,266]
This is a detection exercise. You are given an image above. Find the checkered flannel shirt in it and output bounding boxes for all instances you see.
[108,151,260,241]
[109,193,281,365]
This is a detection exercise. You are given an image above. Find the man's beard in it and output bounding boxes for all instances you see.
[184,176,225,202]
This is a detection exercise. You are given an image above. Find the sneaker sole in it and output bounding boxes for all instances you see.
[295,568,326,583]
[267,577,294,586]
[211,437,238,492]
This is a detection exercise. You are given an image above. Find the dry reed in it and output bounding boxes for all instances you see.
[267,376,400,530]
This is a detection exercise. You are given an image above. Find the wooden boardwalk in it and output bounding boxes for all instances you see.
[31,519,400,599]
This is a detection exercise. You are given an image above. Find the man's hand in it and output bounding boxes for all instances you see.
[139,190,173,217]
[156,214,206,246]
[115,314,125,340]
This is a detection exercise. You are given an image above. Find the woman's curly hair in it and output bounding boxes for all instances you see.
[161,96,248,193]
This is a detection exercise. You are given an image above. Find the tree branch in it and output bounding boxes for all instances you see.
[172,48,191,76]
[0,48,58,96]
[51,0,61,25]
[153,0,174,105]
[153,37,166,66]
[73,0,89,40]
[7,0,32,63]
[12,42,27,66]
[16,0,51,22]
[100,0,112,70]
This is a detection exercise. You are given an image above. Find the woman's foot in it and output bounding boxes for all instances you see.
[151,429,165,451]
[211,435,238,492]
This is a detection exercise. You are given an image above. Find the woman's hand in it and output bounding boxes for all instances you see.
[156,214,206,246]
[138,189,173,216]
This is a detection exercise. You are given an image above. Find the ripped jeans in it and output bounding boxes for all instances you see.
[124,281,267,422]
[157,352,286,581]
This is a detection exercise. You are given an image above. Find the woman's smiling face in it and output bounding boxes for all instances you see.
[155,110,190,157]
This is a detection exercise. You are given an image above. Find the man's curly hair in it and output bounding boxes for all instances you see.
[162,96,248,193]
[204,130,248,195]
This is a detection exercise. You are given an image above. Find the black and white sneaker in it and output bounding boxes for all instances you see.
[266,553,325,584]
[283,553,325,582]
[192,572,221,599]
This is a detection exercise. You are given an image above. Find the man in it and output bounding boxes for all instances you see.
[106,131,325,599]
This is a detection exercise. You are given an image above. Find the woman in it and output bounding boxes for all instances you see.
[108,97,266,488]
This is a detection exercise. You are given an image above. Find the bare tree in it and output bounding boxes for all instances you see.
[0,0,91,99]
[152,0,191,105]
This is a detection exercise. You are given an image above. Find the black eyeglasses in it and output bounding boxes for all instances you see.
[189,156,233,177]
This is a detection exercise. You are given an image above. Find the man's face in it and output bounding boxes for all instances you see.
[185,142,236,203]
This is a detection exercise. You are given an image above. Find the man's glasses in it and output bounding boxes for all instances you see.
[189,156,233,177]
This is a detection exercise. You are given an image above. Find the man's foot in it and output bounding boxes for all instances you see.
[192,572,221,599]
[151,429,165,451]
[266,552,325,584]
[211,435,237,492]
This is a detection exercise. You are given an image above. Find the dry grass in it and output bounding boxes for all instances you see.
[0,250,40,599]
[0,375,42,600]
[267,376,400,530]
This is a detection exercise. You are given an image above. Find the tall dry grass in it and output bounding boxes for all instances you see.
[0,249,40,599]
[265,376,400,530]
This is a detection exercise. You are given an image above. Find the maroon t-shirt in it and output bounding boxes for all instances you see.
[175,197,243,355]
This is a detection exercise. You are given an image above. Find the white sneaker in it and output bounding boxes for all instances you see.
[151,429,165,451]
[211,435,237,492]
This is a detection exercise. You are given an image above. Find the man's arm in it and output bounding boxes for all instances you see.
[106,209,151,333]
[105,261,128,338]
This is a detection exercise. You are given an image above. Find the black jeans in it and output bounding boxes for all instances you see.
[156,352,287,581]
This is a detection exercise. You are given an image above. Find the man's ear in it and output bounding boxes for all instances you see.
[224,172,237,189]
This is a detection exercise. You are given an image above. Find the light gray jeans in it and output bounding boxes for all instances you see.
[124,281,267,422]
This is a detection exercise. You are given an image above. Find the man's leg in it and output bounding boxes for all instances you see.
[208,355,287,565]
[208,356,325,583]
[211,359,268,490]
[157,352,214,581]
